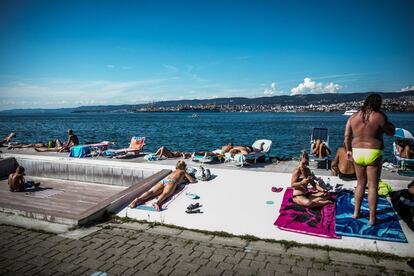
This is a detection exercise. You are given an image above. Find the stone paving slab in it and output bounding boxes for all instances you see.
[0,223,412,276]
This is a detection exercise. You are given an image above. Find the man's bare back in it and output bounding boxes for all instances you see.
[345,111,394,150]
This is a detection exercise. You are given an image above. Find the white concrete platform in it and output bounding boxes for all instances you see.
[118,165,414,257]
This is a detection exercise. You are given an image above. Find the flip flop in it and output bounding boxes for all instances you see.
[187,203,202,210]
[271,187,283,193]
[185,192,200,200]
[186,208,203,214]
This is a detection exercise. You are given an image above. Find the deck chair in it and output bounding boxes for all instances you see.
[224,139,273,166]
[393,140,414,171]
[310,128,330,170]
[84,141,114,157]
[103,137,145,158]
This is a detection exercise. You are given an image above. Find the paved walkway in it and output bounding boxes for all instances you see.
[0,223,412,276]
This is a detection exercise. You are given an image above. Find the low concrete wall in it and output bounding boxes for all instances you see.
[0,157,18,180]
[13,157,157,187]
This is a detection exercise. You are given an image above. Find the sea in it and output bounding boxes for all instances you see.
[1,112,413,161]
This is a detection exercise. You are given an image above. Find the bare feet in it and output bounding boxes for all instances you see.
[152,202,161,211]
[352,212,360,219]
[129,198,142,208]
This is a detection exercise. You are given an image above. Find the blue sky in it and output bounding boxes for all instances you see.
[0,0,413,110]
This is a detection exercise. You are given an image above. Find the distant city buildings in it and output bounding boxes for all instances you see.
[131,96,414,113]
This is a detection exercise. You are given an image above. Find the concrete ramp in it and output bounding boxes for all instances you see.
[0,156,171,225]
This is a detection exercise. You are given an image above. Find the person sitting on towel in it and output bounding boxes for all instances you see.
[311,139,331,158]
[36,129,79,152]
[8,166,40,192]
[129,161,196,211]
[291,151,332,208]
[155,146,191,159]
[331,144,357,181]
[0,132,16,147]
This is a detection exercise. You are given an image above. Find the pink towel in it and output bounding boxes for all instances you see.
[274,188,338,238]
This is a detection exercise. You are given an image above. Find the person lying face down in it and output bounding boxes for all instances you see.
[290,151,332,208]
[128,160,196,211]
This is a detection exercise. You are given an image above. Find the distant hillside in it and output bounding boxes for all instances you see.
[1,90,413,114]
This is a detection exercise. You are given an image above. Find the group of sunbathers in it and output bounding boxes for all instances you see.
[154,142,266,160]
[3,129,79,153]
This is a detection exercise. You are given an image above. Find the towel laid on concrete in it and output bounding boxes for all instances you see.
[135,184,188,212]
[274,188,338,238]
[335,191,407,243]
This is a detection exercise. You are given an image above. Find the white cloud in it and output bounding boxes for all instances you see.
[263,82,283,96]
[163,64,178,72]
[106,64,115,69]
[401,85,414,92]
[290,77,343,95]
[0,77,170,110]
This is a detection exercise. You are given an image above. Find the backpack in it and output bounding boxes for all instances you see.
[195,166,211,181]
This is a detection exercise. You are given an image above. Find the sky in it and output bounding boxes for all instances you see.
[0,0,413,110]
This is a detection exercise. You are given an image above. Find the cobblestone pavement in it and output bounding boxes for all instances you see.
[0,223,412,276]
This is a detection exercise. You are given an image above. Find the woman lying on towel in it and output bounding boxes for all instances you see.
[129,161,196,211]
[155,146,192,159]
[291,151,332,208]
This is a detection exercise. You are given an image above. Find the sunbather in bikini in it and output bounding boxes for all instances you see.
[8,142,46,149]
[291,151,332,208]
[129,161,196,211]
[155,146,191,159]
[0,132,16,147]
[312,139,331,158]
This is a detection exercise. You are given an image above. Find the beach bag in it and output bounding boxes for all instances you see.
[186,167,197,177]
[47,140,56,149]
[195,166,211,181]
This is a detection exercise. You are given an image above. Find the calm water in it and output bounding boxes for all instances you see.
[1,112,413,160]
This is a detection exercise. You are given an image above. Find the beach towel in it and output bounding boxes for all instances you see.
[335,191,407,243]
[274,188,338,238]
[70,145,91,158]
[135,184,188,212]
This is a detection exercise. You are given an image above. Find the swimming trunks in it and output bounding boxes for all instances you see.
[352,148,383,166]
[162,178,176,186]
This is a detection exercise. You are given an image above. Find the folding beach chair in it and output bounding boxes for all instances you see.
[310,128,330,170]
[103,137,145,158]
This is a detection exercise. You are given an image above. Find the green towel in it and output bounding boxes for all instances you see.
[378,180,393,197]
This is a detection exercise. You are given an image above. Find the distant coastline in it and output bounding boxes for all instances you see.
[1,90,413,114]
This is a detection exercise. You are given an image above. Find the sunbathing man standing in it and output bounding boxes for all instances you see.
[344,93,395,225]
[129,161,196,211]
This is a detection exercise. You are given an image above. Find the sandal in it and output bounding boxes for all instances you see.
[187,203,202,210]
[271,187,283,193]
[186,208,203,214]
[185,192,200,200]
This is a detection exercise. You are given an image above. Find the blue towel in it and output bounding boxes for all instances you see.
[335,191,407,243]
[70,145,91,158]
